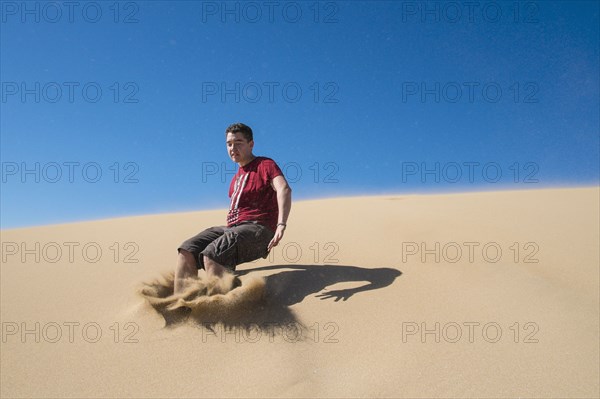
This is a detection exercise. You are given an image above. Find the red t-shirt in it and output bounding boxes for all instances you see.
[227,156,283,232]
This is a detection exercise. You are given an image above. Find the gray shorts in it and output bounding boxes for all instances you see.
[177,222,274,271]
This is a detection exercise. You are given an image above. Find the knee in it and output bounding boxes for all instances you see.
[177,249,197,271]
[203,255,214,271]
[178,249,193,260]
[203,255,226,277]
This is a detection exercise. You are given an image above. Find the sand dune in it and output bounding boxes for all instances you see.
[1,187,598,398]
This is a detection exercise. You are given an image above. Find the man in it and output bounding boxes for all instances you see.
[174,123,292,294]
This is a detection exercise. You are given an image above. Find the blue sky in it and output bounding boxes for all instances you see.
[1,0,598,228]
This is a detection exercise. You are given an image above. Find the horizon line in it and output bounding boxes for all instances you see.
[2,184,598,231]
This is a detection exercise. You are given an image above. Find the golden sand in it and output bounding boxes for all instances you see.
[1,187,598,398]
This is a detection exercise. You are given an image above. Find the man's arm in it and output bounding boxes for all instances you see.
[268,175,292,251]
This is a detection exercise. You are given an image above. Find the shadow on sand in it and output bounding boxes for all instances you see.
[141,264,402,334]
[238,264,402,306]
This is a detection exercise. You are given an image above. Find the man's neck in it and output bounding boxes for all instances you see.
[238,155,256,168]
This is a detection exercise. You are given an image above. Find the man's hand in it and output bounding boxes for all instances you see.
[267,224,286,252]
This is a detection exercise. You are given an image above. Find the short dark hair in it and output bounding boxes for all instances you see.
[225,123,253,142]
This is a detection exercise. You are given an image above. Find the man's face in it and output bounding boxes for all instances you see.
[226,132,254,164]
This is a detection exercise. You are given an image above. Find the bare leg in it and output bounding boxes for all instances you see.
[174,250,198,294]
[204,256,242,293]
[203,255,229,278]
